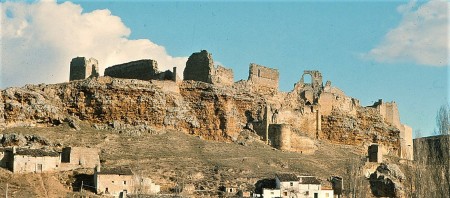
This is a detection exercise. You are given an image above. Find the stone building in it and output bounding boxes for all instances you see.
[61,147,100,169]
[69,57,99,81]
[1,147,60,173]
[183,50,234,85]
[94,166,160,197]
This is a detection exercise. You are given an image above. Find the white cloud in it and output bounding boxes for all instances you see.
[365,0,449,67]
[0,0,187,88]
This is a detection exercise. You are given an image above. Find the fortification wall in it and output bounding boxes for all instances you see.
[184,50,214,83]
[248,63,279,90]
[414,135,450,165]
[374,100,401,128]
[104,59,159,80]
[69,57,99,81]
[399,124,413,160]
[212,66,234,85]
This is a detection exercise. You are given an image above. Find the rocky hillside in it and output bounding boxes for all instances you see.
[0,76,402,153]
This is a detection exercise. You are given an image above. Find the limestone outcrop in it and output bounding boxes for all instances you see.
[369,163,406,198]
[1,50,413,159]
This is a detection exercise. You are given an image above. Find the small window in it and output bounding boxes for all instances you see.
[284,192,288,196]
[271,192,274,195]
[326,193,329,197]
[56,164,58,168]
[112,181,114,183]
[124,180,127,185]
[290,182,293,186]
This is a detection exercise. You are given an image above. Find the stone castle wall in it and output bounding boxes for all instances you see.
[184,50,234,86]
[184,50,214,83]
[414,135,450,165]
[69,57,99,81]
[212,66,234,85]
[248,63,279,90]
[104,59,159,80]
[268,124,291,151]
[372,100,413,160]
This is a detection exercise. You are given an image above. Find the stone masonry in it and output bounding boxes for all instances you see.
[184,50,214,83]
[61,147,100,169]
[184,50,234,85]
[248,63,279,90]
[105,59,160,80]
[69,57,99,81]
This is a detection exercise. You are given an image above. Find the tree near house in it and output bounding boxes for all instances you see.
[435,104,450,135]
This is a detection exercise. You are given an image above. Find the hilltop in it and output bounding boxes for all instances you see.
[0,50,416,197]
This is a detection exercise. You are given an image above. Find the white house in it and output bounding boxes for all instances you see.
[275,173,334,198]
[262,188,281,198]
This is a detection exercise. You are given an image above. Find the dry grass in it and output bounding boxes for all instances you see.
[1,122,364,197]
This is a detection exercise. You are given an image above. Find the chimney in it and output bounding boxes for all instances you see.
[95,164,101,173]
[12,146,16,154]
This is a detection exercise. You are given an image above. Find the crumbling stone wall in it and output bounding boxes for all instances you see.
[248,63,279,90]
[104,59,161,80]
[212,66,234,85]
[300,70,323,88]
[69,57,99,81]
[183,50,234,86]
[371,100,413,160]
[268,124,291,150]
[374,100,401,128]
[184,50,214,83]
[414,135,450,165]
[61,147,100,169]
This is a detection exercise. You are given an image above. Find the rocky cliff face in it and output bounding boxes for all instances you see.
[1,77,403,153]
[321,108,401,154]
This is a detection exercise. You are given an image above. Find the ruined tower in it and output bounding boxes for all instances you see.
[184,50,214,83]
[183,50,234,85]
[69,57,99,81]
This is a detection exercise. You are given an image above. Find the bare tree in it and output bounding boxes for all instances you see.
[436,104,450,135]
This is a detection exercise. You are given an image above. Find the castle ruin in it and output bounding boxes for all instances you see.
[63,50,413,160]
[247,63,279,91]
[69,57,99,81]
[104,59,176,81]
[183,50,234,85]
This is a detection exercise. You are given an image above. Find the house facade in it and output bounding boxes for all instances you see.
[273,173,334,198]
[3,148,60,173]
[263,188,281,198]
[61,147,100,169]
[94,166,160,197]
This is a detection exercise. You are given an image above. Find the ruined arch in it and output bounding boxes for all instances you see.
[300,70,323,89]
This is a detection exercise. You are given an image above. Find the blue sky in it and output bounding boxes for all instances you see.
[1,0,448,137]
